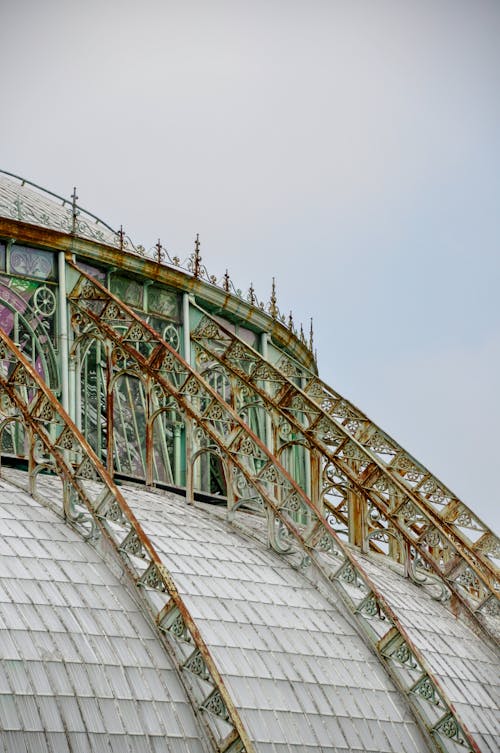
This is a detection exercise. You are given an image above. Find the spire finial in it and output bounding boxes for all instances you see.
[269,277,277,318]
[193,233,201,278]
[309,317,314,351]
[155,238,164,265]
[71,186,79,234]
[248,282,256,306]
[288,311,294,330]
[223,269,230,293]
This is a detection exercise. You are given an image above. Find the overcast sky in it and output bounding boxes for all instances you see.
[1,0,499,528]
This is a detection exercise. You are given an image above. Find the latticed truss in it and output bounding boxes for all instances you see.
[64,264,494,753]
[0,328,254,753]
[188,308,500,632]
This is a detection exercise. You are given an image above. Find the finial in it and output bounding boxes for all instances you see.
[248,282,256,306]
[223,269,230,293]
[71,186,79,234]
[118,225,125,252]
[309,318,314,351]
[288,311,294,330]
[193,233,201,278]
[155,238,164,265]
[300,324,305,344]
[269,277,277,318]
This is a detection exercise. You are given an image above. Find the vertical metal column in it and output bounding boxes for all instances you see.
[301,375,312,499]
[58,252,69,413]
[182,293,194,497]
[182,293,191,365]
[106,347,114,478]
[260,332,273,453]
[185,417,193,504]
[75,350,82,432]
[173,423,182,486]
[145,379,154,487]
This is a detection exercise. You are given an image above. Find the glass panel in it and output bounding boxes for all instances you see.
[111,274,143,308]
[0,274,59,394]
[80,340,105,462]
[213,314,258,348]
[77,260,106,283]
[113,374,146,479]
[148,287,178,320]
[8,245,56,281]
[15,695,43,730]
[152,411,174,485]
[0,695,21,730]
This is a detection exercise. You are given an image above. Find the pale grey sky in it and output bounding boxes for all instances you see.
[1,0,499,528]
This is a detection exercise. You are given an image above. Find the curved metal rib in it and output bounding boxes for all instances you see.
[299,366,499,572]
[189,307,500,632]
[0,327,255,753]
[67,263,481,753]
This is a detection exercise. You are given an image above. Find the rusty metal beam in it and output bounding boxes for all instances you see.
[66,263,481,753]
[189,308,499,636]
[0,327,255,753]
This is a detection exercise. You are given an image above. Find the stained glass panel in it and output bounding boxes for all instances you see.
[8,245,56,281]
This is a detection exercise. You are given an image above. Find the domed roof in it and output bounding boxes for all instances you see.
[1,468,498,753]
[0,474,207,752]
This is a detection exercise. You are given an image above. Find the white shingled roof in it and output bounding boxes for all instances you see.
[6,469,498,752]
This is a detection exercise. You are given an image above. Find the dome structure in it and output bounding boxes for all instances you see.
[0,169,498,753]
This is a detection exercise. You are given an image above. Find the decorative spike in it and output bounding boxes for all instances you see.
[288,311,294,330]
[155,239,164,265]
[193,233,201,278]
[223,269,230,293]
[300,324,305,344]
[118,225,125,252]
[269,277,278,319]
[71,186,79,234]
[248,282,256,306]
[309,318,314,351]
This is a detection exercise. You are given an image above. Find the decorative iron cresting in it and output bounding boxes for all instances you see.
[150,236,315,354]
[0,170,315,359]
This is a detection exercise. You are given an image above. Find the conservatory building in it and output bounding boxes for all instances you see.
[0,170,497,753]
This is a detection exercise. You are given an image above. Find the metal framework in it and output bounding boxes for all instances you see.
[66,264,485,753]
[188,307,500,631]
[0,171,498,752]
[0,327,254,753]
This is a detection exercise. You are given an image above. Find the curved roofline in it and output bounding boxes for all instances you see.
[0,168,121,238]
[0,169,318,372]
